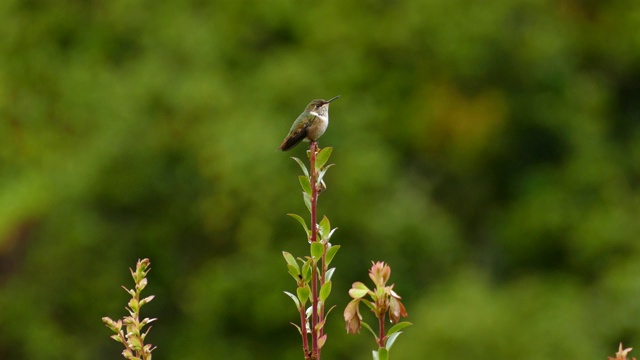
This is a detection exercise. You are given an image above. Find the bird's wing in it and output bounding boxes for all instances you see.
[279,118,313,151]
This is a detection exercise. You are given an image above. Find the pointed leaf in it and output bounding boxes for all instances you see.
[326,227,338,241]
[282,251,299,269]
[387,321,412,337]
[298,175,311,196]
[301,259,312,282]
[287,214,310,237]
[297,286,311,305]
[291,157,309,178]
[325,305,336,319]
[325,267,336,281]
[347,287,368,299]
[385,331,402,350]
[284,291,301,309]
[372,350,379,360]
[315,147,333,171]
[318,334,327,349]
[287,264,300,279]
[319,281,332,302]
[109,334,122,343]
[362,299,376,312]
[319,216,330,239]
[290,322,303,335]
[325,245,340,265]
[349,282,370,299]
[303,192,312,214]
[310,242,324,261]
[139,295,155,306]
[361,321,377,339]
[378,347,389,360]
[317,163,334,184]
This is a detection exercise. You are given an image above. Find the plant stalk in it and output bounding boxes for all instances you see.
[309,140,320,359]
[378,313,386,348]
[300,304,309,355]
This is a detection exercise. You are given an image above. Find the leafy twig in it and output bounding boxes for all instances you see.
[103,258,157,360]
[283,142,339,360]
[344,261,411,360]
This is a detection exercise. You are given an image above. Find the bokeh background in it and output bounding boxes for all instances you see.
[2,0,640,359]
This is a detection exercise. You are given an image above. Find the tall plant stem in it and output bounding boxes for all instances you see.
[309,140,320,359]
[310,141,318,243]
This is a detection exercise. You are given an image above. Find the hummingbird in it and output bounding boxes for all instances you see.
[279,95,340,151]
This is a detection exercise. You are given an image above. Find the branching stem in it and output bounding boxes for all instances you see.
[309,140,319,359]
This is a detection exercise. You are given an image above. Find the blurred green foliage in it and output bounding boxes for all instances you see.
[1,0,640,359]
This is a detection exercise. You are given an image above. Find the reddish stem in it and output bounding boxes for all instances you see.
[319,243,327,338]
[309,141,319,359]
[300,305,309,355]
[310,141,318,245]
[378,313,386,348]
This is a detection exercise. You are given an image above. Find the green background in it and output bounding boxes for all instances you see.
[1,0,640,359]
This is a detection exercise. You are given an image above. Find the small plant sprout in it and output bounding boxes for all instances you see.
[344,261,411,360]
[610,343,637,360]
[102,258,157,360]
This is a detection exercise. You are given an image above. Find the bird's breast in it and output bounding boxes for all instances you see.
[306,114,329,140]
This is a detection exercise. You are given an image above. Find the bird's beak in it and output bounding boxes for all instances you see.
[325,95,341,104]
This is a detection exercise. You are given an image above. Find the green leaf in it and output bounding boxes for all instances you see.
[284,291,301,309]
[319,281,332,302]
[325,304,336,319]
[377,347,389,360]
[325,267,336,281]
[302,259,312,282]
[291,157,309,178]
[319,216,330,239]
[303,192,312,214]
[348,282,370,299]
[282,251,299,269]
[287,214,310,237]
[349,288,369,299]
[385,331,402,350]
[315,147,333,171]
[290,322,303,335]
[361,321,377,339]
[372,350,379,360]
[362,299,376,312]
[386,321,412,337]
[310,242,324,261]
[128,298,139,312]
[297,285,311,305]
[287,264,300,279]
[325,245,340,265]
[298,175,311,196]
[374,287,384,301]
[317,163,334,184]
[129,335,142,350]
